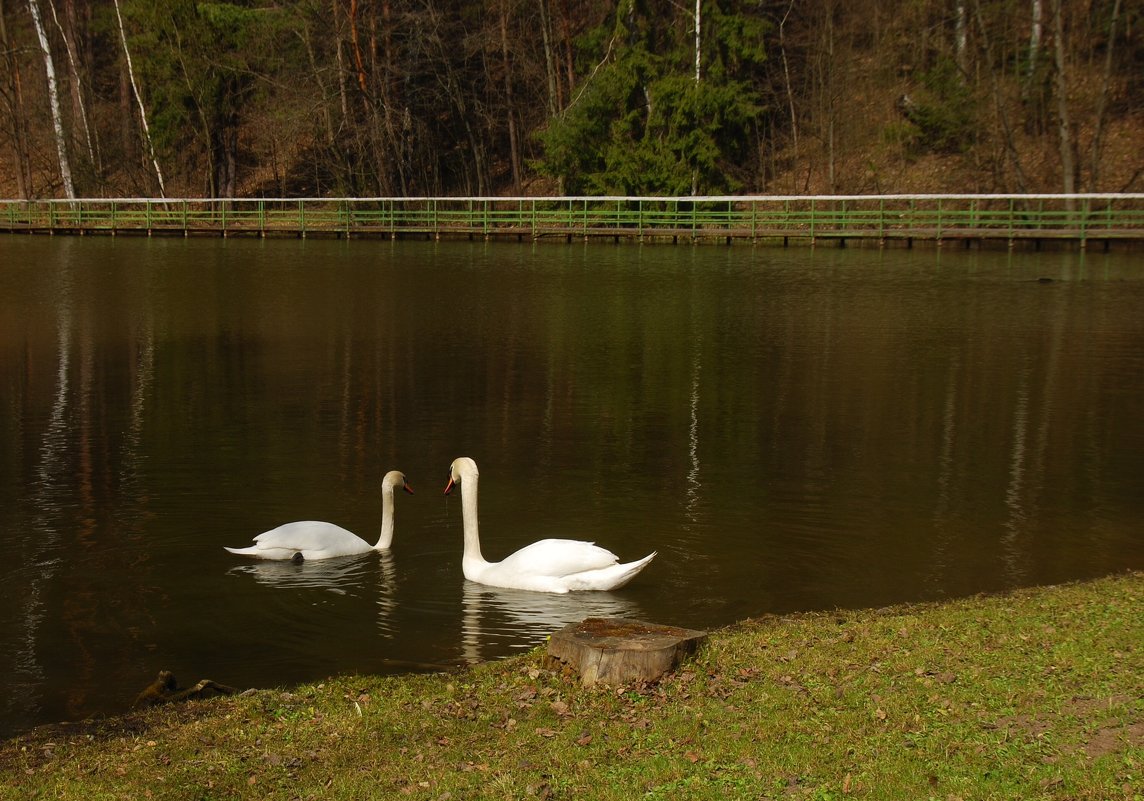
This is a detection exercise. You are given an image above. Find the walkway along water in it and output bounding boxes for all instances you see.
[2,194,1143,249]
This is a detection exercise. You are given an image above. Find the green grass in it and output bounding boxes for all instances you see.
[2,572,1141,800]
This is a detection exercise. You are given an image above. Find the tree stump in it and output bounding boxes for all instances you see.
[547,617,708,686]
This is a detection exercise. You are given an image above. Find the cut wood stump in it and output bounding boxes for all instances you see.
[547,617,708,686]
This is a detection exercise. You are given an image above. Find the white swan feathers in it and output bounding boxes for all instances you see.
[443,457,655,593]
[225,470,413,561]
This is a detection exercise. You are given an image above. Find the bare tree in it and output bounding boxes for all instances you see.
[537,0,559,116]
[1088,0,1122,191]
[1050,0,1074,201]
[499,0,522,192]
[778,0,798,157]
[0,0,32,197]
[47,0,93,167]
[974,0,1030,192]
[28,0,74,198]
[815,0,839,191]
[113,0,166,196]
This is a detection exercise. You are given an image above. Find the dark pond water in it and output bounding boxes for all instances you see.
[1,234,1141,738]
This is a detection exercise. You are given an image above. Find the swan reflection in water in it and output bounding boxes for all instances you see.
[460,581,645,664]
[226,552,399,637]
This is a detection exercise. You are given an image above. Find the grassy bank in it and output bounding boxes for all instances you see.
[3,572,1141,800]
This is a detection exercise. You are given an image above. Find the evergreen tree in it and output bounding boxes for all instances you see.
[127,0,294,197]
[537,0,768,195]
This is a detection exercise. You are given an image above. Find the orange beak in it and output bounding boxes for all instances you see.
[443,476,456,495]
[403,482,414,495]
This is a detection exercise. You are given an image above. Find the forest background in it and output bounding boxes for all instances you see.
[0,0,1141,201]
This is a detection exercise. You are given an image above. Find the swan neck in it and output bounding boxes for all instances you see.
[375,485,395,549]
[460,473,483,563]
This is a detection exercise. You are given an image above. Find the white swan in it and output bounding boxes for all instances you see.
[443,457,655,593]
[224,470,412,561]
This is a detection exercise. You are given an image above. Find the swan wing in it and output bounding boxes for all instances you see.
[495,538,620,578]
[223,521,369,559]
[252,521,360,551]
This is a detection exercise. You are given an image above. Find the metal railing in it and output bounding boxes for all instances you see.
[2,195,1142,244]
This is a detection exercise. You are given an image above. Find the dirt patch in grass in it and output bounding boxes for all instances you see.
[1065,695,1144,759]
[1085,720,1144,759]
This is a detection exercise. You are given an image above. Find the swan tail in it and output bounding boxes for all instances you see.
[224,545,298,559]
[568,551,656,592]
[610,551,657,589]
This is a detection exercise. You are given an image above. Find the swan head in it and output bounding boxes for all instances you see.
[443,457,478,495]
[383,470,414,495]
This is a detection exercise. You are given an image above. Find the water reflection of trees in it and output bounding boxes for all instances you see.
[2,244,163,728]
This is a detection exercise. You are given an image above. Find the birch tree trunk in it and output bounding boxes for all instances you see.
[47,0,94,166]
[28,0,74,198]
[955,0,968,75]
[1028,0,1043,74]
[113,0,166,196]
[689,0,701,194]
[693,0,701,83]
